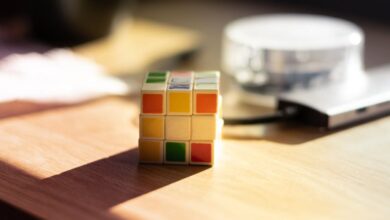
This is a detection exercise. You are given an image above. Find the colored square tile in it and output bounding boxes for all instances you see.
[168,91,192,115]
[148,71,168,77]
[142,93,164,114]
[169,84,191,90]
[164,141,188,164]
[139,139,163,163]
[145,71,168,85]
[195,93,217,114]
[140,115,165,139]
[191,115,217,140]
[166,116,191,140]
[190,142,213,165]
[146,78,166,83]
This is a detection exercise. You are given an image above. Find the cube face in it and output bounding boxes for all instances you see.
[139,70,221,166]
[165,116,191,140]
[195,93,218,114]
[190,141,213,165]
[168,91,192,115]
[142,93,164,114]
[139,139,163,163]
[164,141,189,164]
[140,116,165,139]
[191,115,217,140]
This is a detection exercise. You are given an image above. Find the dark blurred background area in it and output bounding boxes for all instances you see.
[1,0,390,45]
[0,0,390,69]
[0,0,130,45]
[135,0,390,70]
[272,0,390,22]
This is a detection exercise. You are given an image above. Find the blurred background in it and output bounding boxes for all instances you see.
[1,0,390,67]
[0,0,390,121]
[1,0,390,131]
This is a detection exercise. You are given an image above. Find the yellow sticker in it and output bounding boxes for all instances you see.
[139,140,162,162]
[141,116,164,139]
[168,92,191,114]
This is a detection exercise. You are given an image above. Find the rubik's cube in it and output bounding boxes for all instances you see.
[138,70,223,165]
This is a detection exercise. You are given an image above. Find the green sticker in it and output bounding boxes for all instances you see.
[166,142,186,162]
[146,78,166,83]
[148,72,167,77]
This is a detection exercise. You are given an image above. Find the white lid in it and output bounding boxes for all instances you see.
[225,14,363,50]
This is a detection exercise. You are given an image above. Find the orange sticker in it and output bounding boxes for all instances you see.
[196,93,217,113]
[142,94,163,114]
[191,143,212,162]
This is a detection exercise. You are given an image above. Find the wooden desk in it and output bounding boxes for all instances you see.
[1,96,390,219]
[1,1,390,219]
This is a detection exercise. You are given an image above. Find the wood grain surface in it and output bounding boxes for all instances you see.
[0,96,389,219]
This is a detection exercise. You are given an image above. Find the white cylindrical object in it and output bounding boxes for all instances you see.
[222,14,364,94]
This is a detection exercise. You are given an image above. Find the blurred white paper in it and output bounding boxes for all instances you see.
[0,49,129,103]
[0,49,129,117]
